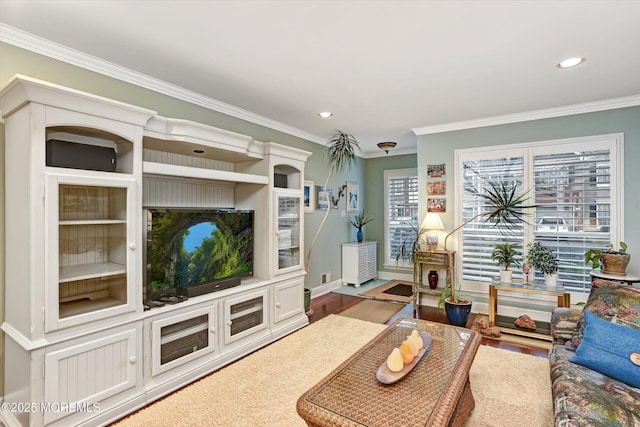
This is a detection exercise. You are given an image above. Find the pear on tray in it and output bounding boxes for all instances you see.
[386,348,404,372]
[386,329,425,372]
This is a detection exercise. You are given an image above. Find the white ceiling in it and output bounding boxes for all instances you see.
[1,1,640,157]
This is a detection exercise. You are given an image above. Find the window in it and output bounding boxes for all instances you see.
[456,134,622,292]
[384,169,418,267]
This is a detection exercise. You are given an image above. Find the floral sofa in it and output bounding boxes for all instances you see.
[549,278,640,426]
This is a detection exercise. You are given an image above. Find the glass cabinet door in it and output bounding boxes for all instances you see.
[47,174,136,330]
[275,191,302,273]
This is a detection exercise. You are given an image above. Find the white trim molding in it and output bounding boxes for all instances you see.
[413,95,640,136]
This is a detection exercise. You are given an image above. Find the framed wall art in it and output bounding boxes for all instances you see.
[317,186,331,210]
[346,181,359,212]
[303,180,314,213]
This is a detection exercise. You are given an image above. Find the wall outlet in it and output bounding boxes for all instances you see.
[321,272,331,284]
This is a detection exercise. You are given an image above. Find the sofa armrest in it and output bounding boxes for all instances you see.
[550,307,583,345]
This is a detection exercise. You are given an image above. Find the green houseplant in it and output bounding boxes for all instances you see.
[491,242,521,283]
[525,242,559,285]
[305,131,360,272]
[350,209,373,243]
[303,131,360,312]
[440,181,536,325]
[585,241,629,276]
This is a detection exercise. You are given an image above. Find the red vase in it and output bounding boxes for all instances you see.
[428,270,438,289]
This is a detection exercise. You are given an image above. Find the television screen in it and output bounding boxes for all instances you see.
[145,209,253,298]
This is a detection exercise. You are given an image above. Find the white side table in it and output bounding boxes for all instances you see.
[341,241,377,286]
[590,270,640,285]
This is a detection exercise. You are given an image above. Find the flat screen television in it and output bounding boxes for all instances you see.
[145,208,254,299]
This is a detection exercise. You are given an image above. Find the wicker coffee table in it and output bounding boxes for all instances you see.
[296,318,481,427]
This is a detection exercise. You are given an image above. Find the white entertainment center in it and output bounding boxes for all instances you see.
[0,75,311,426]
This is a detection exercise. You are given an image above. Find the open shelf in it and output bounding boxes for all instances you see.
[59,262,126,283]
[143,161,268,185]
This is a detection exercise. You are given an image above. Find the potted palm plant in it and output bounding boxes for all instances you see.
[491,242,521,283]
[440,181,535,326]
[350,209,373,243]
[305,131,360,272]
[525,242,559,285]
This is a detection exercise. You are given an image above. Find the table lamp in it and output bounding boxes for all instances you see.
[421,213,444,251]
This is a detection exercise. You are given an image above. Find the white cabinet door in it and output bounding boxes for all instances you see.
[43,323,142,425]
[151,304,218,377]
[272,277,304,325]
[45,173,138,332]
[222,287,269,346]
[274,189,303,275]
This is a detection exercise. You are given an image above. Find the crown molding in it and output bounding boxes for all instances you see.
[0,23,326,145]
[413,94,640,136]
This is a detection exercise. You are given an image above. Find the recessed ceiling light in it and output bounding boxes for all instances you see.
[558,57,585,69]
[318,112,333,118]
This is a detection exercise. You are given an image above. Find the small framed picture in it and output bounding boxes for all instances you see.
[427,180,446,196]
[317,186,331,210]
[428,198,446,213]
[303,180,314,213]
[428,164,446,178]
[346,181,359,212]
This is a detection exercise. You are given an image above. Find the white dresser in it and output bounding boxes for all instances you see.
[341,241,377,286]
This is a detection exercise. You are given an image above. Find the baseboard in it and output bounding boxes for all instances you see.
[309,279,342,298]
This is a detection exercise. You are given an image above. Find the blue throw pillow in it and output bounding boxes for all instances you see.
[570,310,640,388]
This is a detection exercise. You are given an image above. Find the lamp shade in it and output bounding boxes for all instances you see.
[421,213,444,231]
[421,213,444,251]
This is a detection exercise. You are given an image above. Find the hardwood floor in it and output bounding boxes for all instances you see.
[308,292,549,358]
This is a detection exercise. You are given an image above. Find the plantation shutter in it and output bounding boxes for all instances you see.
[385,169,418,266]
[531,148,612,291]
[461,157,526,283]
[457,135,619,293]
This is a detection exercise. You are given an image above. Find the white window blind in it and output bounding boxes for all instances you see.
[457,135,621,292]
[532,148,612,291]
[461,157,526,283]
[384,169,418,266]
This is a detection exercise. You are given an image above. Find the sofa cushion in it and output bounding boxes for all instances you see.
[570,311,640,388]
[570,280,640,349]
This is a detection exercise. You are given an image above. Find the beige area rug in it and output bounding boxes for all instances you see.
[112,315,553,427]
[467,345,553,426]
[337,298,406,323]
[359,279,414,303]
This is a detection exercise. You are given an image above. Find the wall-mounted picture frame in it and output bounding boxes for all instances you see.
[317,186,331,210]
[428,197,446,213]
[303,180,314,213]
[427,180,446,196]
[346,181,359,212]
[427,163,446,178]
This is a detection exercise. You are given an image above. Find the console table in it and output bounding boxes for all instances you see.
[488,279,570,341]
[412,250,454,306]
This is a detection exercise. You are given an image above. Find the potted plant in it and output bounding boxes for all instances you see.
[305,131,360,271]
[440,181,536,326]
[350,209,373,243]
[585,241,629,276]
[491,243,521,283]
[525,242,559,285]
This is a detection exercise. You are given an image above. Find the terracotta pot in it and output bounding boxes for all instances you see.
[599,252,631,276]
